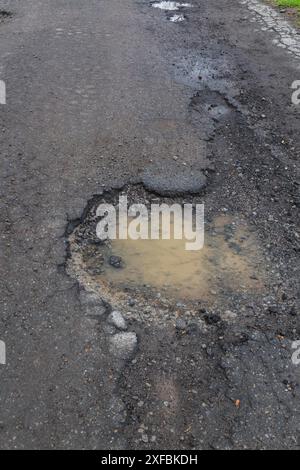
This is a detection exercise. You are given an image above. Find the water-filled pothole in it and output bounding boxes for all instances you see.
[102,214,262,301]
[170,14,185,23]
[67,186,266,320]
[152,2,192,11]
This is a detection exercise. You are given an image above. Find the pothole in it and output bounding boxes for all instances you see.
[170,14,186,23]
[151,2,192,11]
[67,186,266,324]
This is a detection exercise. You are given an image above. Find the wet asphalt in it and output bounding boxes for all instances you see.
[0,0,300,449]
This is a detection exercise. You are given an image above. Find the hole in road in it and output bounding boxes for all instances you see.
[67,186,266,315]
[170,14,186,23]
[151,2,192,11]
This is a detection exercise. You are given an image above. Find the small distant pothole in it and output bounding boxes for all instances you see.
[151,2,192,11]
[170,14,186,23]
[66,185,266,324]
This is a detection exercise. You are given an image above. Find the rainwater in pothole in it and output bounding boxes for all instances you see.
[101,215,263,301]
[170,14,185,23]
[152,2,192,11]
[68,196,265,308]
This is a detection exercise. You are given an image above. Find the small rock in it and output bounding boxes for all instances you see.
[141,434,148,443]
[109,255,123,269]
[107,311,127,330]
[109,332,138,359]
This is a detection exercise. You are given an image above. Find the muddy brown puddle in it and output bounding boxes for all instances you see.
[71,213,265,304]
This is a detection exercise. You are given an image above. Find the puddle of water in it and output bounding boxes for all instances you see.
[152,2,192,11]
[170,14,185,23]
[98,215,264,301]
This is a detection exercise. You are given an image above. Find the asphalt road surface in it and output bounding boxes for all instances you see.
[0,0,300,450]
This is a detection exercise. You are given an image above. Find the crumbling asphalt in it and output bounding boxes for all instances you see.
[0,0,299,450]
